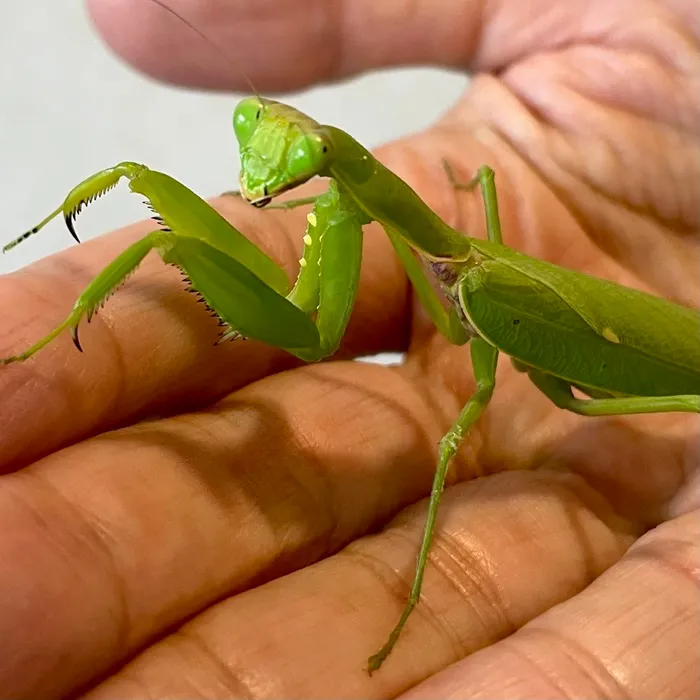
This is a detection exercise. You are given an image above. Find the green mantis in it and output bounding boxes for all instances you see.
[2,94,700,674]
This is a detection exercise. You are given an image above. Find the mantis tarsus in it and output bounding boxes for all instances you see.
[3,69,700,679]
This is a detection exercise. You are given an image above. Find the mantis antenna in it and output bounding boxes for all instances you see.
[145,0,261,97]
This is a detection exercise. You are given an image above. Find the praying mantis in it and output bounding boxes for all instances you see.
[2,15,700,675]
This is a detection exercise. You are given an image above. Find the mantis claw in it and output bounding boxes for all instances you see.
[64,211,81,243]
[70,325,83,352]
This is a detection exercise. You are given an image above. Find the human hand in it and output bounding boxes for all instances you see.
[1,0,698,697]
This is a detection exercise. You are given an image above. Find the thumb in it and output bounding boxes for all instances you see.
[86,0,692,92]
[87,0,482,91]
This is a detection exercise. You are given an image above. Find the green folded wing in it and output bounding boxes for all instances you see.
[462,245,700,396]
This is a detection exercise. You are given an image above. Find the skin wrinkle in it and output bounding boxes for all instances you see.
[166,627,257,700]
[457,89,671,302]
[465,82,592,255]
[413,370,480,481]
[508,646,586,700]
[399,352,495,488]
[251,371,374,555]
[542,424,693,525]
[23,469,134,654]
[628,536,700,592]
[516,626,633,700]
[577,18,692,76]
[295,392,375,552]
[500,143,691,301]
[547,95,698,236]
[595,4,692,71]
[519,47,699,134]
[340,541,472,661]
[359,492,521,652]
[5,470,132,685]
[463,2,621,73]
[445,121,554,270]
[621,600,692,655]
[420,521,513,635]
[252,405,341,556]
[437,117,569,267]
[142,405,334,559]
[622,11,698,72]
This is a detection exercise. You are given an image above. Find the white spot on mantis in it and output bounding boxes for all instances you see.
[303,234,313,246]
[306,212,317,227]
[602,327,620,343]
[298,258,307,268]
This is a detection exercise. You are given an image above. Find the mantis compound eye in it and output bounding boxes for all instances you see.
[286,133,332,182]
[233,96,264,147]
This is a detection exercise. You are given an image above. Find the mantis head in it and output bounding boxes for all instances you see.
[234,97,333,207]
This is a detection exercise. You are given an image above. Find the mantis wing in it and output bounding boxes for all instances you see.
[459,253,700,396]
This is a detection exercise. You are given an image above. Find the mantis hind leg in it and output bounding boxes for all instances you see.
[529,370,700,414]
[443,161,503,244]
[367,337,499,674]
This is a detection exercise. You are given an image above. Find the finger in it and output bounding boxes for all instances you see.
[402,511,700,699]
[86,0,697,91]
[77,470,639,699]
[0,359,447,699]
[0,191,408,470]
[87,0,484,90]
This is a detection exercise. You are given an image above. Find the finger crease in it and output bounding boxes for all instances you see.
[20,469,132,656]
[517,625,633,699]
[282,422,341,553]
[169,626,256,700]
[628,536,700,592]
[343,546,467,658]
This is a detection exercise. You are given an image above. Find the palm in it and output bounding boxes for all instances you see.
[1,0,697,698]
